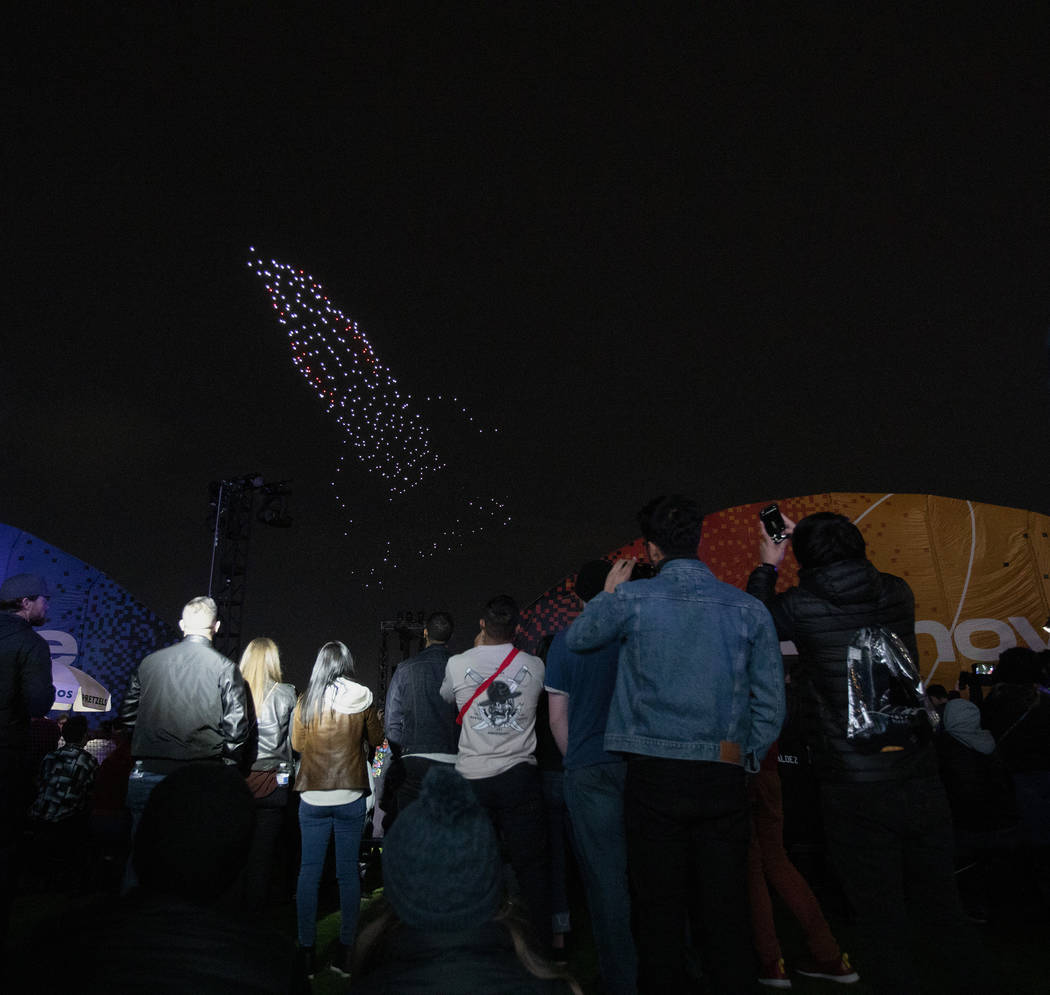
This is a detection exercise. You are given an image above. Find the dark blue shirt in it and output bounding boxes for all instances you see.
[543,630,621,769]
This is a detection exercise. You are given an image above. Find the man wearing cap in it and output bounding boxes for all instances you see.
[0,572,57,941]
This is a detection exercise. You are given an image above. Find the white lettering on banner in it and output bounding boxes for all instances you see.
[41,630,79,668]
[916,618,1050,664]
[1008,617,1050,653]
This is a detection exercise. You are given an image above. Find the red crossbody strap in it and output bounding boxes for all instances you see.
[456,647,520,726]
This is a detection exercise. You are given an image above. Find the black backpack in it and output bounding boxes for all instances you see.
[845,625,939,753]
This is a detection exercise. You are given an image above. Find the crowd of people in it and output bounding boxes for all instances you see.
[1,493,1048,993]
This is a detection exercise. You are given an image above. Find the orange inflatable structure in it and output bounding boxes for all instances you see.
[520,493,1050,689]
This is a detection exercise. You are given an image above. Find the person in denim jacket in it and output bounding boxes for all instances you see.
[566,494,784,995]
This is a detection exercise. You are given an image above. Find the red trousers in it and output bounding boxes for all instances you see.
[747,767,839,965]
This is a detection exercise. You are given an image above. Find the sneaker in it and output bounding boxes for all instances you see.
[796,952,860,983]
[758,957,793,988]
[329,940,352,978]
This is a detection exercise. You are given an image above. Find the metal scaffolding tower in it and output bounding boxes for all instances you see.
[207,474,292,661]
[377,613,427,699]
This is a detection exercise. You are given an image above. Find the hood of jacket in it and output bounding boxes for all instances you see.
[0,611,32,647]
[943,698,995,755]
[799,558,882,607]
[324,677,373,715]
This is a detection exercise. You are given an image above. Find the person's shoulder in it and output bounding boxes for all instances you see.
[544,630,575,664]
[449,643,489,664]
[445,646,472,669]
[0,612,31,636]
[516,647,544,669]
[876,569,914,595]
[140,639,184,665]
[275,682,298,702]
[702,568,771,608]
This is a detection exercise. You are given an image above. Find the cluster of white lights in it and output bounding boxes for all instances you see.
[247,251,495,497]
[247,250,509,576]
[354,498,513,589]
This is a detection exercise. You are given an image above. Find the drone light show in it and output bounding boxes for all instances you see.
[247,250,510,587]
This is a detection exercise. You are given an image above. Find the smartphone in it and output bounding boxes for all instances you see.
[973,663,995,676]
[760,503,788,544]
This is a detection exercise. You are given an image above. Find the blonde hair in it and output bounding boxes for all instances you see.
[239,637,283,706]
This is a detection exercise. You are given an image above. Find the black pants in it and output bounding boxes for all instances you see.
[625,756,753,994]
[241,785,291,909]
[468,762,551,951]
[822,775,988,995]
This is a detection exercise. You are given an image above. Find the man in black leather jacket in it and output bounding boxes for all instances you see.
[747,511,986,995]
[117,595,251,872]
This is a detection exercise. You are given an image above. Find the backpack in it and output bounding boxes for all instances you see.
[845,625,939,753]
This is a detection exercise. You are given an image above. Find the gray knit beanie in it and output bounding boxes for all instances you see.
[382,765,503,930]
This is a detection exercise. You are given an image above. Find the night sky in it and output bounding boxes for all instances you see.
[4,7,1048,689]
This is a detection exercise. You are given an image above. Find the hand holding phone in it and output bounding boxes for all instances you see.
[760,504,788,544]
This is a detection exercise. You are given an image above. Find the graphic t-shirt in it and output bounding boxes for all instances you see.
[440,643,545,780]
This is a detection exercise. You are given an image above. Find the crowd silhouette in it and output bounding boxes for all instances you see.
[2,500,1049,994]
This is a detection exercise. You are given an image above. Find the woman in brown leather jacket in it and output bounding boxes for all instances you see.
[292,641,383,977]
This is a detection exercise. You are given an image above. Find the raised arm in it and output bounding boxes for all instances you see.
[565,560,633,652]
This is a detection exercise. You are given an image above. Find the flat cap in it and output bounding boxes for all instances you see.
[0,573,51,600]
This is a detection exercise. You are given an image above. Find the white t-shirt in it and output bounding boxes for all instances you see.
[440,643,545,780]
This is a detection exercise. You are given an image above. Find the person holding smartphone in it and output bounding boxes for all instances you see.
[747,508,988,994]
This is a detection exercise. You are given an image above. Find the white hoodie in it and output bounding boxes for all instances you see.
[325,676,373,716]
[301,678,374,807]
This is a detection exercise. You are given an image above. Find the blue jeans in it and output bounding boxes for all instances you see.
[296,796,366,946]
[541,769,571,935]
[122,770,167,893]
[564,762,637,995]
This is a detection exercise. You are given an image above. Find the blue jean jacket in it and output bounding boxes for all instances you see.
[565,558,785,771]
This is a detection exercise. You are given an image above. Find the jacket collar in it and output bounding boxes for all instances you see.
[655,555,700,573]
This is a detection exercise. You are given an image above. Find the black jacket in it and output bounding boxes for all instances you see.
[982,683,1050,773]
[935,732,1017,832]
[0,612,55,754]
[384,644,458,756]
[250,681,297,771]
[118,635,250,771]
[747,558,937,783]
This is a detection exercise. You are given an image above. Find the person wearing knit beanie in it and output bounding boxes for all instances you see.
[354,765,578,993]
[382,764,503,930]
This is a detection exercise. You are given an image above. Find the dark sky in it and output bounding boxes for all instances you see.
[4,6,1048,688]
